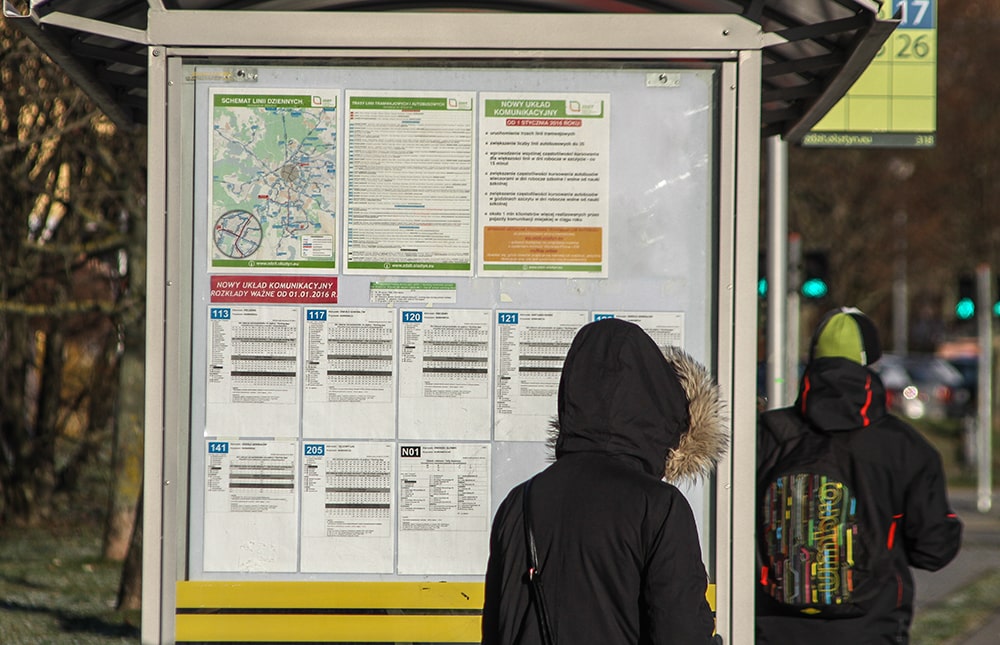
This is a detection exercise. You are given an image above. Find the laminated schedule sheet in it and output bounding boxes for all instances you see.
[396,443,490,575]
[302,307,397,439]
[206,305,301,438]
[398,308,493,440]
[494,310,589,441]
[203,439,299,572]
[300,441,395,573]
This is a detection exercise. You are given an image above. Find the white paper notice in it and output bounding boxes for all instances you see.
[206,306,300,438]
[398,309,492,440]
[344,92,476,275]
[478,93,610,277]
[397,443,490,575]
[369,281,458,305]
[300,441,395,573]
[203,439,298,572]
[595,311,685,352]
[494,310,589,442]
[302,307,396,439]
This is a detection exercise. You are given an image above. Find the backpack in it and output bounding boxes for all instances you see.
[757,420,893,618]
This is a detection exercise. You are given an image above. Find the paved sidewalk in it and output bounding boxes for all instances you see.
[912,487,1000,643]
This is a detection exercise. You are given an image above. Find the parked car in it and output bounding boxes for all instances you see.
[944,355,978,414]
[872,353,970,421]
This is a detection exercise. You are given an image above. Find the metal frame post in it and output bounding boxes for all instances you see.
[766,136,788,409]
[977,264,993,513]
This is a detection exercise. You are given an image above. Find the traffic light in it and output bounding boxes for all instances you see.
[956,274,975,320]
[801,251,829,299]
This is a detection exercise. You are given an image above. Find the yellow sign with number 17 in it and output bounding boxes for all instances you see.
[803,0,936,148]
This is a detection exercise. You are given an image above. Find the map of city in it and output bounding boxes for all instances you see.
[211,91,338,268]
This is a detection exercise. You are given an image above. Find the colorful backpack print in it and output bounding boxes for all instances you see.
[758,430,893,618]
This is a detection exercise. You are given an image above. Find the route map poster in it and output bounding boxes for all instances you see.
[210,89,339,270]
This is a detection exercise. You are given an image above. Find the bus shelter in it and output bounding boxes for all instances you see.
[7,2,894,643]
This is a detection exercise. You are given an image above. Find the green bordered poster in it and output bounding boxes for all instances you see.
[210,90,339,269]
[803,0,937,148]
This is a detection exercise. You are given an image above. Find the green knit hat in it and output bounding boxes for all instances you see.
[811,307,882,366]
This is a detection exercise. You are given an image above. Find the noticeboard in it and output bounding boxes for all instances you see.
[803,0,937,148]
[182,60,722,583]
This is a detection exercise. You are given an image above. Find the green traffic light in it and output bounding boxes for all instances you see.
[801,278,828,299]
[993,300,1000,317]
[758,278,768,297]
[956,297,975,320]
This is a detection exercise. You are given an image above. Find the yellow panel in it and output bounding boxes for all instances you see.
[850,62,890,96]
[176,581,485,609]
[176,581,718,642]
[887,29,936,65]
[891,64,936,97]
[846,97,890,131]
[178,581,716,609]
[814,100,848,130]
[806,11,938,143]
[891,97,936,131]
[175,614,480,643]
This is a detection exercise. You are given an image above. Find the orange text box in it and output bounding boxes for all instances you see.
[483,226,602,263]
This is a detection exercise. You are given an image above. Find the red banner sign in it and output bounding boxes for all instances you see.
[210,276,338,304]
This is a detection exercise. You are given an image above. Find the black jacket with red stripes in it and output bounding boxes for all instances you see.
[756,356,962,644]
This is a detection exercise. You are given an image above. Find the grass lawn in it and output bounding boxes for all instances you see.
[908,416,1000,644]
[0,522,140,644]
[912,568,1000,645]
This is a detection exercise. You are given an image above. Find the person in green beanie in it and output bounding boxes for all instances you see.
[756,307,962,644]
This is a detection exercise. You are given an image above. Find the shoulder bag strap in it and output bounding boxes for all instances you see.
[522,477,556,645]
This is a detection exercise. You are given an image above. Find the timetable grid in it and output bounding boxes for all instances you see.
[805,0,937,148]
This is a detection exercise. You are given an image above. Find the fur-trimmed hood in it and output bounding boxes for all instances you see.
[550,318,728,484]
[661,345,730,482]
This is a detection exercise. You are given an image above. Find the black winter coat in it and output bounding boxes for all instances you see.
[481,319,722,645]
[756,357,962,645]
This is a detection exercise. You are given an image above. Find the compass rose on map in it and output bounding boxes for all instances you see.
[214,209,263,259]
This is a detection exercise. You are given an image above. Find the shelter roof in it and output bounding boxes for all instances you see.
[5,0,896,142]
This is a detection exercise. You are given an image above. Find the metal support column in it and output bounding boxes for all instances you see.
[976,264,993,513]
[766,136,788,409]
[785,233,801,403]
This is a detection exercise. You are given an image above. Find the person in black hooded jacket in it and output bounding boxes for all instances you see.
[756,307,963,644]
[481,317,728,645]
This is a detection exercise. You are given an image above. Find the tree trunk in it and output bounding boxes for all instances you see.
[0,313,31,523]
[103,329,144,560]
[116,488,143,610]
[25,326,65,524]
[112,205,147,593]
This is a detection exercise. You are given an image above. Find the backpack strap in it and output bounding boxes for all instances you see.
[522,477,556,645]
